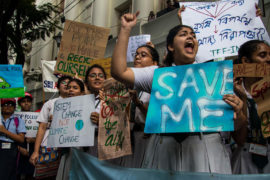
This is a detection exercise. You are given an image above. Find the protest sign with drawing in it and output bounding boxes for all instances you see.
[251,77,270,138]
[181,0,270,63]
[54,20,110,78]
[98,79,132,160]
[0,65,24,98]
[41,60,58,92]
[47,95,96,147]
[233,63,270,78]
[127,35,151,62]
[145,61,234,133]
[14,112,39,138]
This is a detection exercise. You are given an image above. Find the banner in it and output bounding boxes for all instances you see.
[14,112,39,137]
[181,0,270,63]
[70,148,270,180]
[41,60,58,92]
[0,65,24,98]
[145,61,234,133]
[233,63,270,78]
[98,79,132,160]
[47,95,96,147]
[54,19,110,78]
[127,35,151,62]
[251,77,270,138]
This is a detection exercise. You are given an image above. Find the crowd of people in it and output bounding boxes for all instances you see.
[0,4,270,180]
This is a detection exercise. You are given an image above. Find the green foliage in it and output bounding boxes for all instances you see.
[0,0,62,65]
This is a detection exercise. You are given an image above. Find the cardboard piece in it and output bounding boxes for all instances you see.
[54,20,110,78]
[251,77,270,138]
[233,63,270,78]
[98,79,132,160]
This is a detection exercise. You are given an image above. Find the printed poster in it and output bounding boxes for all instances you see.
[41,60,58,92]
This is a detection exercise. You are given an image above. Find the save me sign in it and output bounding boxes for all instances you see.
[145,61,234,133]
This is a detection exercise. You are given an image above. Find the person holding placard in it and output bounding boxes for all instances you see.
[17,92,35,180]
[0,98,26,180]
[56,78,85,180]
[110,11,246,174]
[232,40,270,174]
[121,44,159,168]
[29,75,72,179]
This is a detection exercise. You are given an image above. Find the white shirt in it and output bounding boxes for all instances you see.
[37,97,62,123]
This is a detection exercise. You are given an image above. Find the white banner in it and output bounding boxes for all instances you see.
[47,95,96,147]
[14,112,39,137]
[41,60,58,92]
[127,35,151,62]
[181,0,270,63]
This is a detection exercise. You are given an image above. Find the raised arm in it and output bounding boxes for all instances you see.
[111,11,139,88]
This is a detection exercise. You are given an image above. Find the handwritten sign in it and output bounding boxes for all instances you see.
[54,20,110,78]
[98,79,132,160]
[47,95,96,147]
[251,77,270,138]
[0,65,24,98]
[145,61,234,133]
[14,112,39,137]
[233,63,270,78]
[41,60,58,92]
[181,0,270,63]
[127,35,151,62]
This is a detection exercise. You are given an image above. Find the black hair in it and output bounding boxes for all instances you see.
[163,24,194,67]
[67,79,85,93]
[84,64,107,85]
[136,44,160,65]
[235,40,269,64]
[18,96,32,104]
[57,75,72,89]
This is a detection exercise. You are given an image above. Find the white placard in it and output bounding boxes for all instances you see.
[41,60,58,92]
[47,94,96,147]
[181,0,270,63]
[14,112,39,137]
[127,35,151,62]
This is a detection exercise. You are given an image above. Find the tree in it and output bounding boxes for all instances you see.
[0,0,61,65]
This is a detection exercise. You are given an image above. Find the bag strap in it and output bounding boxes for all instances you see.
[14,117,19,133]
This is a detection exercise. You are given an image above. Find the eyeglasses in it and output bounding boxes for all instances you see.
[60,81,69,85]
[2,103,15,107]
[134,51,152,58]
[88,73,105,79]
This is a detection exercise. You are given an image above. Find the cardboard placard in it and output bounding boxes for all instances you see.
[98,79,132,160]
[251,77,270,138]
[233,63,270,78]
[54,20,110,78]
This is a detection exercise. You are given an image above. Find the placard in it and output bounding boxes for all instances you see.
[54,20,110,78]
[233,63,270,78]
[127,35,151,62]
[14,112,39,137]
[98,79,132,160]
[181,0,270,63]
[41,60,58,92]
[47,95,96,147]
[251,77,270,138]
[145,61,234,133]
[0,65,24,98]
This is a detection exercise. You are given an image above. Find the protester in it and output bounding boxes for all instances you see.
[17,92,35,180]
[0,98,26,180]
[29,75,72,179]
[111,10,246,173]
[232,40,270,174]
[56,78,85,180]
[120,44,159,168]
